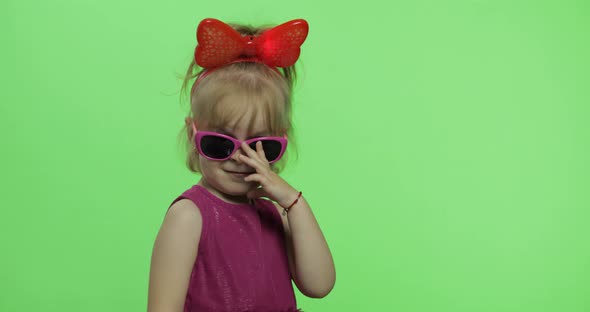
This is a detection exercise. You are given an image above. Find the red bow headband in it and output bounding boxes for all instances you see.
[193,18,309,84]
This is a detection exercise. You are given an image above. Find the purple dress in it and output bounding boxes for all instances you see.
[168,184,299,312]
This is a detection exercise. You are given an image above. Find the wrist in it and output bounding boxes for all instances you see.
[280,191,302,216]
[279,189,300,209]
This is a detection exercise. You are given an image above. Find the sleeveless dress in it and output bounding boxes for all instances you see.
[168,184,299,312]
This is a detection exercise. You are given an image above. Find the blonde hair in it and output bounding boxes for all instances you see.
[177,23,299,174]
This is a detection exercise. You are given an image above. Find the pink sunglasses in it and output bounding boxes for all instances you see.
[191,122,287,163]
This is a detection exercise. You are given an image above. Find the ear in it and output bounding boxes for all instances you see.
[282,128,289,139]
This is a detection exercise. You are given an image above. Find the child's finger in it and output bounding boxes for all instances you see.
[247,187,270,199]
[244,173,264,184]
[256,141,267,161]
[238,154,261,170]
[241,142,259,159]
[241,142,267,166]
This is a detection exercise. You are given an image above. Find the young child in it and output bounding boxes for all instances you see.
[148,18,336,312]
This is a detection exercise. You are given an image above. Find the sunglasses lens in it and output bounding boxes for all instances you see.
[249,140,283,162]
[200,135,235,159]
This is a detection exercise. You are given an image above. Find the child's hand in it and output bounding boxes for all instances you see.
[239,141,299,208]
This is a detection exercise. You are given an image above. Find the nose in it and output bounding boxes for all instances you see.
[231,148,245,163]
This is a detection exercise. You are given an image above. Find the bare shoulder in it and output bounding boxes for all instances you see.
[147,199,202,312]
[166,198,202,222]
[157,198,203,246]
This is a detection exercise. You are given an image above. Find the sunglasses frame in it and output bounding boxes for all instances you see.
[191,123,287,163]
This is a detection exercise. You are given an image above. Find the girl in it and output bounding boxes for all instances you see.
[147,18,336,312]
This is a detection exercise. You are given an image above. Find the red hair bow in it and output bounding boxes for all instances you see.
[194,18,309,69]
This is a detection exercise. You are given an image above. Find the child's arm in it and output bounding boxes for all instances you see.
[277,198,336,298]
[239,142,336,297]
[147,199,202,312]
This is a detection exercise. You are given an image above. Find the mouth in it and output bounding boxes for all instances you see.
[226,170,255,175]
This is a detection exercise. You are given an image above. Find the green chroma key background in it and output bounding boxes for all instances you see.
[1,0,589,311]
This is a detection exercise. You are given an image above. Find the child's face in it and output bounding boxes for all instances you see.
[195,104,271,203]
